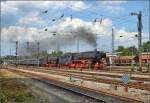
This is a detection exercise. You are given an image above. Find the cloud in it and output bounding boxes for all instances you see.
[96,1,127,14]
[1,1,55,14]
[1,17,112,48]
[1,26,39,42]
[115,28,138,41]
[65,1,89,11]
[1,1,89,14]
[101,1,127,5]
[1,1,89,28]
[17,12,46,25]
[1,1,19,14]
[2,16,148,53]
[1,17,115,44]
[49,17,112,35]
[104,5,125,14]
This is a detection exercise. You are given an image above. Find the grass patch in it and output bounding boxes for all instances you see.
[0,70,35,103]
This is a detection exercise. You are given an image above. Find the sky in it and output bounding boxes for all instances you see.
[1,0,150,56]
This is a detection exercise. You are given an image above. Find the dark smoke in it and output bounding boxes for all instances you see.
[73,27,97,48]
[11,26,97,56]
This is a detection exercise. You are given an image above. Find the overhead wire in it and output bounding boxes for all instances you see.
[63,2,149,25]
[40,2,149,49]
[41,2,149,31]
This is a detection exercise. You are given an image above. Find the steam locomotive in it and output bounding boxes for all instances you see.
[49,51,107,70]
[9,50,107,70]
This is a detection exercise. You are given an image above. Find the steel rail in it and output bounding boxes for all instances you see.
[39,70,150,91]
[22,67,149,81]
[24,68,150,91]
[8,68,144,103]
[45,69,150,81]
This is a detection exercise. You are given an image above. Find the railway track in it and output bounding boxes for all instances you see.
[23,68,150,91]
[17,66,149,81]
[50,69,150,81]
[8,68,144,103]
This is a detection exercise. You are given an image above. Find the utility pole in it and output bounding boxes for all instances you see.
[112,28,115,53]
[37,42,40,59]
[131,11,142,71]
[16,41,18,67]
[10,48,12,56]
[26,42,29,67]
[26,42,29,57]
[109,28,114,72]
[149,27,150,54]
[57,42,59,52]
[77,37,79,53]
[0,27,1,68]
[37,42,40,67]
[149,29,150,43]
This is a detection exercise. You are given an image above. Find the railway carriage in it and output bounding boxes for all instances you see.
[106,53,150,66]
[113,56,133,66]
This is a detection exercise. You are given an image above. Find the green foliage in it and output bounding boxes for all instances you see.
[34,50,63,58]
[142,41,150,52]
[116,41,149,56]
[39,51,49,58]
[0,78,35,103]
[2,50,64,60]
[116,46,137,56]
[117,46,124,52]
[28,50,63,58]
[121,48,130,56]
[14,91,34,102]
[49,51,63,57]
[0,93,7,103]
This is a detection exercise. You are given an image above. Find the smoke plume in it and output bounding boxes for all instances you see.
[2,26,98,56]
[73,27,97,48]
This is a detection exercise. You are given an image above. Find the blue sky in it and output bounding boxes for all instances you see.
[1,0,149,56]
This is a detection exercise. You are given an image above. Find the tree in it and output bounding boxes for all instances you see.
[116,46,124,52]
[50,51,63,56]
[142,41,150,52]
[128,46,137,55]
[121,48,130,56]
[116,46,137,56]
[40,51,49,58]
